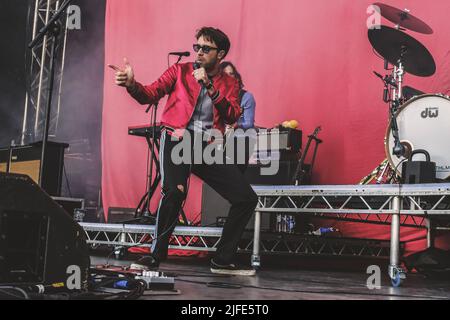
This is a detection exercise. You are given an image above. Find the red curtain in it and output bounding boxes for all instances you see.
[102,0,450,253]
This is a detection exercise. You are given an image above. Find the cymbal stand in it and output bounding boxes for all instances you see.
[390,51,406,158]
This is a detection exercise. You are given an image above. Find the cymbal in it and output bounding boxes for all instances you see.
[372,3,433,34]
[368,26,436,77]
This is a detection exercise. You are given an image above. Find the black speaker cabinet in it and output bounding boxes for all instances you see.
[201,161,298,229]
[201,182,272,230]
[0,173,90,287]
[0,141,68,196]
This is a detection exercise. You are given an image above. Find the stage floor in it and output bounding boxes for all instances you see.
[90,254,450,300]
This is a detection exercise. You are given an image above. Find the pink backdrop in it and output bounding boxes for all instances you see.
[102,0,450,253]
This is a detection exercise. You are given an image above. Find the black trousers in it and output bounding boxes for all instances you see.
[152,130,258,263]
[227,134,256,174]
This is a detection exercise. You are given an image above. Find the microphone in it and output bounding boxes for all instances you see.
[373,71,397,88]
[169,51,190,57]
[393,141,406,158]
[373,71,384,80]
[193,62,204,86]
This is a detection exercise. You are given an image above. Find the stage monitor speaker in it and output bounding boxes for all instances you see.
[0,173,90,287]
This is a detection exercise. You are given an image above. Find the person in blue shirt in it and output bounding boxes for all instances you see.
[220,61,256,173]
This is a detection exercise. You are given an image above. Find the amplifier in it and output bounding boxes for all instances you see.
[255,127,302,153]
[107,207,137,223]
[0,141,68,196]
[244,160,299,185]
[253,150,298,163]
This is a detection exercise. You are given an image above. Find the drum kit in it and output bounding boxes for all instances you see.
[363,3,450,184]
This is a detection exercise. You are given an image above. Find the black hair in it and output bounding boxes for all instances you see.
[220,61,244,89]
[196,27,231,59]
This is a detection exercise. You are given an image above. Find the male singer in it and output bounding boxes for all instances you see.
[110,27,257,276]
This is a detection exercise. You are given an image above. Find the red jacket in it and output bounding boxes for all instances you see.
[127,62,241,134]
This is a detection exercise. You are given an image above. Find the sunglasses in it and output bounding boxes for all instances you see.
[193,44,219,54]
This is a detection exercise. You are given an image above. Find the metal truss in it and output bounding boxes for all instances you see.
[21,0,69,144]
[251,183,450,286]
[240,233,395,259]
[80,224,223,252]
[254,184,450,228]
[80,223,396,260]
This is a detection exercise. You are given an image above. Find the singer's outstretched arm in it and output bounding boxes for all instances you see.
[126,64,178,105]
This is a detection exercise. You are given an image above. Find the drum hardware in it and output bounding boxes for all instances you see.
[364,4,450,182]
[372,65,405,158]
[389,94,404,158]
[373,71,396,103]
[367,3,439,174]
[360,159,400,185]
[369,25,435,158]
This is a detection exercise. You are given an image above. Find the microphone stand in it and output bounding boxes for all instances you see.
[374,58,406,159]
[390,56,406,158]
[167,53,188,68]
[28,0,73,187]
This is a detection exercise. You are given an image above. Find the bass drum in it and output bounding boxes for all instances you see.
[385,94,450,180]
